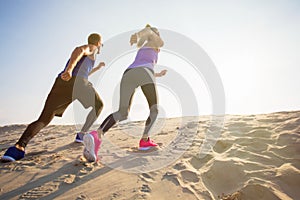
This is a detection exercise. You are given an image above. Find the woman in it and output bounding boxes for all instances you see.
[83,25,167,162]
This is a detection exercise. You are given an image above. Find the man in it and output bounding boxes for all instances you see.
[2,33,105,162]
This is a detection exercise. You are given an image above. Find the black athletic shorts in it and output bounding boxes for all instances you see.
[43,76,102,117]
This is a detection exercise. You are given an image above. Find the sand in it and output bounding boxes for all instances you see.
[0,110,299,200]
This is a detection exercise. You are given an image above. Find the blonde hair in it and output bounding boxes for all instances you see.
[136,24,160,48]
[88,33,101,45]
[145,24,159,35]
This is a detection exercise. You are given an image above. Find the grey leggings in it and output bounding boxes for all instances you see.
[100,67,158,137]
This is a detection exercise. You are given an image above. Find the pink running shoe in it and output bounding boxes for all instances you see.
[83,131,102,162]
[139,138,158,150]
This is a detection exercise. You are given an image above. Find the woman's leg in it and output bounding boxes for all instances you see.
[99,73,137,134]
[140,83,158,139]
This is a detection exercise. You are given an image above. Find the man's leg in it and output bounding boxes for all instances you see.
[2,77,73,161]
[16,78,73,148]
[16,109,56,149]
[81,92,104,132]
[1,102,60,162]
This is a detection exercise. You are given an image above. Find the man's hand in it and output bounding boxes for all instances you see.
[94,62,105,71]
[130,33,138,46]
[89,62,105,76]
[61,71,72,81]
[99,62,105,67]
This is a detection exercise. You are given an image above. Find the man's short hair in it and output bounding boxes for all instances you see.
[88,33,101,45]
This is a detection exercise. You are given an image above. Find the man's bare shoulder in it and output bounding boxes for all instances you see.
[73,44,96,55]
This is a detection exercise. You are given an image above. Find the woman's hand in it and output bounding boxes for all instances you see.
[130,33,138,45]
[155,69,167,77]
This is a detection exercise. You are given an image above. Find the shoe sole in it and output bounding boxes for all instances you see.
[139,146,158,151]
[83,134,96,162]
[75,139,83,143]
[1,155,15,162]
[139,147,151,151]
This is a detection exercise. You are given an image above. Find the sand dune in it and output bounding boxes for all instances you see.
[0,111,299,199]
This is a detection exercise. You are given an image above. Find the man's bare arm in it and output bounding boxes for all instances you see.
[61,45,96,81]
[89,62,105,76]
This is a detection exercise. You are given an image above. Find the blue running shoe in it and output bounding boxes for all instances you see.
[1,146,25,162]
[75,132,85,143]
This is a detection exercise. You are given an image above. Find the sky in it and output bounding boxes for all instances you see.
[0,0,299,126]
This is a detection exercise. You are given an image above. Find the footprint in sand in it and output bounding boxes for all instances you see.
[140,184,151,193]
[19,182,59,199]
[76,194,89,200]
[139,173,155,183]
[0,150,53,172]
[0,160,37,172]
[19,174,77,199]
[29,152,64,169]
[77,161,99,176]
